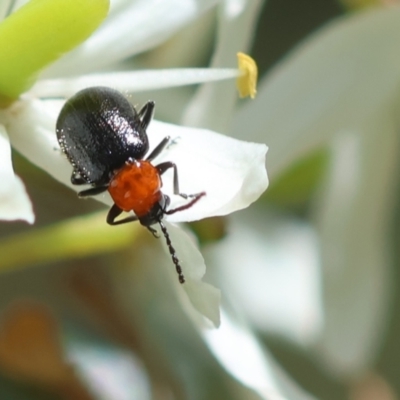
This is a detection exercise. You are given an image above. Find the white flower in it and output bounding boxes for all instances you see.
[6,1,374,399]
[205,206,323,346]
[225,6,400,378]
[0,124,33,222]
[0,0,268,330]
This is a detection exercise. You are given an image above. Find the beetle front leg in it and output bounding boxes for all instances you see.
[146,136,170,162]
[78,185,108,198]
[107,204,139,225]
[156,161,194,199]
[156,161,206,214]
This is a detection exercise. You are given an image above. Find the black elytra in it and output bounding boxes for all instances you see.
[56,86,205,283]
[56,86,150,186]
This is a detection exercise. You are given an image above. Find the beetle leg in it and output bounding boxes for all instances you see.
[138,100,155,130]
[107,204,139,225]
[156,161,206,213]
[146,136,170,162]
[78,185,108,198]
[166,136,181,150]
[164,192,206,215]
[147,225,160,238]
[156,161,196,199]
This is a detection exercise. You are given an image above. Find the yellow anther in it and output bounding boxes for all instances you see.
[236,52,258,99]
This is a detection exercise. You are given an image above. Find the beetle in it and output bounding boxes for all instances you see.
[56,86,205,283]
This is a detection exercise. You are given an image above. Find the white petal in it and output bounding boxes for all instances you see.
[205,207,323,346]
[233,7,400,178]
[107,223,220,326]
[182,0,263,132]
[147,121,268,222]
[6,98,268,222]
[139,8,216,68]
[0,1,14,19]
[31,69,239,98]
[107,231,313,399]
[0,124,34,223]
[5,100,74,190]
[161,222,221,326]
[44,0,219,77]
[313,113,398,375]
[228,6,400,376]
[5,101,225,325]
[68,340,150,400]
[204,311,317,400]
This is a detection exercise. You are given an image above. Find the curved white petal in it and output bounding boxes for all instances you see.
[229,7,400,376]
[0,1,14,20]
[233,7,400,178]
[148,120,268,222]
[107,231,314,399]
[4,100,73,190]
[67,341,151,400]
[204,311,317,400]
[160,222,221,326]
[182,0,263,132]
[6,98,268,223]
[205,207,323,346]
[313,112,398,376]
[44,0,219,77]
[107,222,220,326]
[0,125,34,223]
[30,69,239,98]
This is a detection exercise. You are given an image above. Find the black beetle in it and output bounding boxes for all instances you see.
[56,86,205,283]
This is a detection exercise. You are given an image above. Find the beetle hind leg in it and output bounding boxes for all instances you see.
[71,170,87,185]
[146,136,170,162]
[138,101,155,130]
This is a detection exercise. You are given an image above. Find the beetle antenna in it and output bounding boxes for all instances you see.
[158,220,185,284]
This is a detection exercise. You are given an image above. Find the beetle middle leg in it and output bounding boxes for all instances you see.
[146,136,171,162]
[156,161,201,199]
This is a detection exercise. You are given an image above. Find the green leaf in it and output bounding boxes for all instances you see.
[0,0,109,105]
